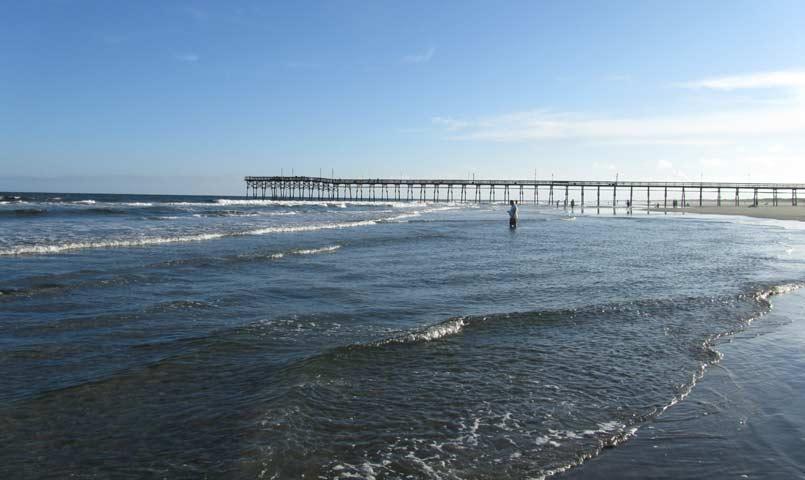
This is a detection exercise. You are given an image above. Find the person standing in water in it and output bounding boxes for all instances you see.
[508,200,518,228]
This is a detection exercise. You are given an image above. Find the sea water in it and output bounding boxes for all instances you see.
[1,192,804,478]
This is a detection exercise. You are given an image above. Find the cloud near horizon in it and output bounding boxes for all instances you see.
[679,69,805,91]
[432,69,805,144]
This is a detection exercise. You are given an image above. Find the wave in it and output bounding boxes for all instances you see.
[261,244,342,260]
[291,245,341,256]
[0,208,47,217]
[753,282,803,303]
[375,317,469,345]
[0,207,132,218]
[0,201,456,256]
[341,283,802,352]
[274,282,801,480]
[1,245,342,300]
[0,216,367,255]
[193,210,260,218]
[214,198,429,208]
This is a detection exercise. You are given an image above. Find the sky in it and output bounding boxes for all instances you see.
[2,0,805,194]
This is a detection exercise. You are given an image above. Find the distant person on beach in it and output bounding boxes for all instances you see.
[570,199,575,212]
[508,200,518,228]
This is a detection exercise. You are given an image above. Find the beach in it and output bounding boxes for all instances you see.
[563,288,805,479]
[652,204,805,222]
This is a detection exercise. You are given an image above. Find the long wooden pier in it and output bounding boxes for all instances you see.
[245,176,805,213]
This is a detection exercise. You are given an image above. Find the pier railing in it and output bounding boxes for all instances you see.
[245,176,805,213]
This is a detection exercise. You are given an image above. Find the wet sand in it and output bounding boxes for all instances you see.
[653,205,805,222]
[562,289,805,479]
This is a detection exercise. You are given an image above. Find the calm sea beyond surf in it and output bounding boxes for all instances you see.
[2,192,805,479]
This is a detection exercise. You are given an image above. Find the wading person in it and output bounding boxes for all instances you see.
[508,200,518,228]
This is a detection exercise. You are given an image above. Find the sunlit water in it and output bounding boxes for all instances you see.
[2,192,804,479]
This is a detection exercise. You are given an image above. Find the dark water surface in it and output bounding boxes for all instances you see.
[2,192,804,479]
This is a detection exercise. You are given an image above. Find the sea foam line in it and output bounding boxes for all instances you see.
[376,317,469,346]
[0,220,374,256]
[269,245,342,259]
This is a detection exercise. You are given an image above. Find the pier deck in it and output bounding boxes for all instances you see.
[245,176,805,213]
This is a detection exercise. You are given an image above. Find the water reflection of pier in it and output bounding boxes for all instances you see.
[245,176,805,214]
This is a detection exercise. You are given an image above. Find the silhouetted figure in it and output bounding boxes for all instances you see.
[508,200,518,228]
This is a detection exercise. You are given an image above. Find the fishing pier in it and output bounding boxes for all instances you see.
[245,176,805,213]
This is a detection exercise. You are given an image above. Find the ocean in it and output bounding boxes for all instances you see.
[1,192,804,479]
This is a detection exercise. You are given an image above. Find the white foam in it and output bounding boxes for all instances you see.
[214,198,426,208]
[596,421,623,432]
[0,232,228,256]
[73,199,96,205]
[389,317,467,344]
[0,218,367,256]
[755,282,804,302]
[292,245,341,255]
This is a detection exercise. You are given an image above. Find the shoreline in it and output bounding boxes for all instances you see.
[560,289,805,479]
[649,205,805,222]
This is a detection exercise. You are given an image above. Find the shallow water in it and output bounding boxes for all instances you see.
[563,289,805,479]
[1,192,804,478]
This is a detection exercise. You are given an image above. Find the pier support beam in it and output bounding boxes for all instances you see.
[646,187,650,214]
[612,185,617,214]
[629,186,634,215]
[596,186,600,214]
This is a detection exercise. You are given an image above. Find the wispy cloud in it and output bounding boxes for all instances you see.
[679,69,805,90]
[175,53,200,63]
[432,106,805,143]
[402,47,435,64]
[433,69,805,144]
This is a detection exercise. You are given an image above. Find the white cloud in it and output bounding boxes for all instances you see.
[402,47,435,64]
[431,105,805,143]
[679,70,805,90]
[175,53,200,63]
[657,159,673,170]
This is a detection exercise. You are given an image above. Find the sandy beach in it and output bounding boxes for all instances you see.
[651,205,805,222]
[562,288,805,479]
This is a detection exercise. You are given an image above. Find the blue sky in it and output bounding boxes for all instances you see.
[2,0,805,194]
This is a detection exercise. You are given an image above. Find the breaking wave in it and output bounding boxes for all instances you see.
[0,218,373,256]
